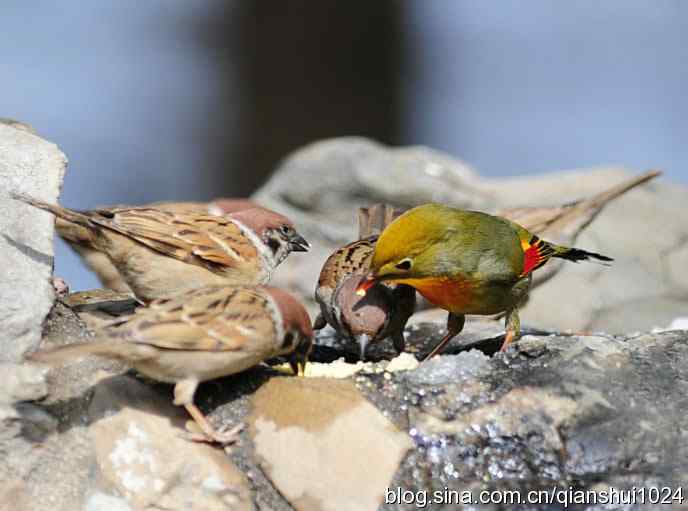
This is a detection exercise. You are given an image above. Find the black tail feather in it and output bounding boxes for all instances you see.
[555,247,613,264]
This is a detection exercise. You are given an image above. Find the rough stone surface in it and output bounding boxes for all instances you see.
[0,122,69,511]
[248,378,413,511]
[253,137,686,333]
[1,301,254,511]
[375,325,688,509]
[6,292,688,510]
[89,375,252,511]
[0,122,66,362]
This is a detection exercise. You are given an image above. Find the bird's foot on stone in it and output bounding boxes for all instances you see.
[182,420,243,451]
[499,330,516,352]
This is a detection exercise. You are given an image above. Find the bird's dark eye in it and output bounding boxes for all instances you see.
[396,259,412,271]
[280,225,290,234]
[282,331,295,349]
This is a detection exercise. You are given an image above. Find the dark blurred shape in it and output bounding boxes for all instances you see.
[218,1,402,193]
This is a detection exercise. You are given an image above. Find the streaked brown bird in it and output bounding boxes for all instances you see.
[53,198,260,292]
[12,193,309,303]
[314,204,416,359]
[28,285,313,445]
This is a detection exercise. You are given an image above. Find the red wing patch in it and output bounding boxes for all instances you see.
[521,236,556,276]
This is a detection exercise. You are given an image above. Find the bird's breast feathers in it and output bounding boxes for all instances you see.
[392,276,474,313]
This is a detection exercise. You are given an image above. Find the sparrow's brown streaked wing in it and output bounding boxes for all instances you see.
[499,170,661,238]
[317,236,377,289]
[89,208,260,270]
[499,206,570,235]
[104,287,276,352]
[357,204,406,238]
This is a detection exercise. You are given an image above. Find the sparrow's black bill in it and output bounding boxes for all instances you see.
[288,353,307,376]
[289,233,310,252]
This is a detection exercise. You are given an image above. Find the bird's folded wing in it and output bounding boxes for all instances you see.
[106,287,275,352]
[90,208,259,269]
[318,237,376,289]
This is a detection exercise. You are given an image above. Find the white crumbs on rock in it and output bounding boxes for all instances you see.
[89,375,252,510]
[85,492,133,511]
[108,422,160,495]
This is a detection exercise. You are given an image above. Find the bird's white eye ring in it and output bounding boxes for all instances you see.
[395,258,412,271]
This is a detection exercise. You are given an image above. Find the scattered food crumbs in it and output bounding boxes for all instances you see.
[273,358,368,378]
[273,352,420,378]
[385,352,420,372]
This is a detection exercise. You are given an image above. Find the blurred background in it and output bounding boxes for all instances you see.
[1,1,686,291]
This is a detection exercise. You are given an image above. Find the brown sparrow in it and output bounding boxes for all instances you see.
[12,194,310,303]
[55,198,261,293]
[28,285,313,445]
[314,204,416,359]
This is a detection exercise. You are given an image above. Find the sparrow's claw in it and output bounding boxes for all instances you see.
[182,421,243,448]
[183,403,243,448]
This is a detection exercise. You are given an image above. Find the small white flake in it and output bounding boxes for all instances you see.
[203,474,226,492]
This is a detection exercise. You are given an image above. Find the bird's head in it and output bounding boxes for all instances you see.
[264,287,313,376]
[230,207,310,265]
[357,203,454,295]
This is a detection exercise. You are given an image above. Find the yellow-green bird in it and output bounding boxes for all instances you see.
[356,203,612,357]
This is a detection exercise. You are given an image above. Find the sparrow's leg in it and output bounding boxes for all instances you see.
[500,308,521,352]
[424,313,465,360]
[174,379,241,446]
[313,313,327,330]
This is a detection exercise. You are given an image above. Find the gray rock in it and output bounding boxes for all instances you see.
[0,123,70,511]
[9,291,688,510]
[403,350,490,386]
[254,137,488,246]
[0,122,66,362]
[0,363,49,404]
[365,322,688,507]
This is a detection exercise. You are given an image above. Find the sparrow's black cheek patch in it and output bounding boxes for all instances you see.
[267,237,281,254]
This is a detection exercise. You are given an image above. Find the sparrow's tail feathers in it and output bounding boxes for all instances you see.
[570,169,661,213]
[357,203,405,239]
[26,341,151,366]
[11,192,92,228]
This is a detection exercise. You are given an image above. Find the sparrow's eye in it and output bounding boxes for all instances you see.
[282,331,295,349]
[280,225,290,234]
[395,259,412,271]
